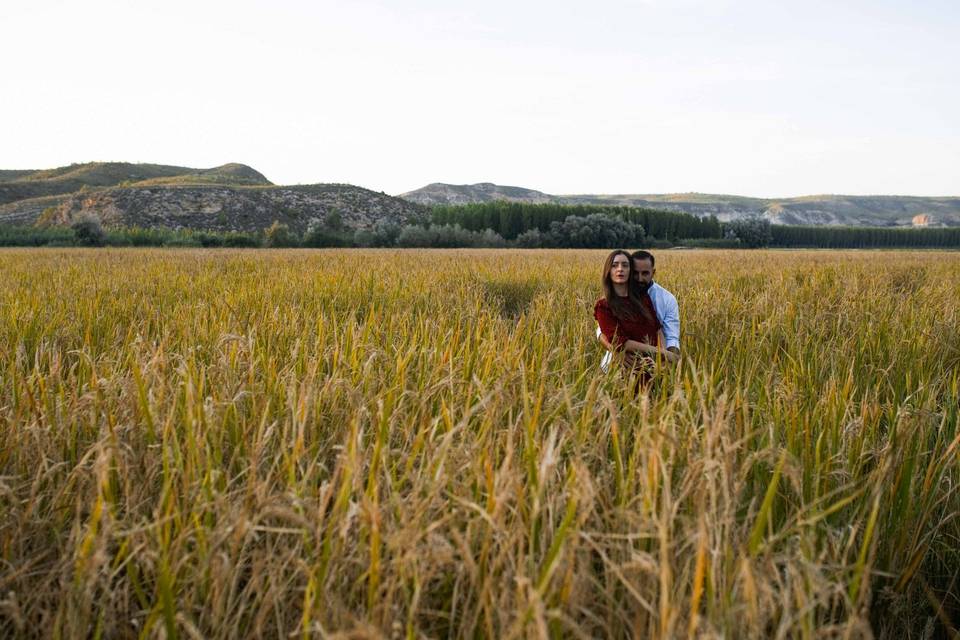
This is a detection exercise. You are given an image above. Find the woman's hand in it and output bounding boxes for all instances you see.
[661,349,680,364]
[641,337,680,364]
[623,342,680,366]
[630,336,659,356]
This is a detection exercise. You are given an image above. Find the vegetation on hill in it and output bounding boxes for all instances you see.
[0,162,272,206]
[10,161,270,186]
[125,163,273,187]
[0,182,424,236]
[0,169,35,182]
[399,182,555,205]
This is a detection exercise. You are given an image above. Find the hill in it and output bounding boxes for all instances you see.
[402,182,555,205]
[400,183,960,227]
[0,162,424,233]
[0,162,272,206]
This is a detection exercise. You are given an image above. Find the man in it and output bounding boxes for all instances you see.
[598,250,680,371]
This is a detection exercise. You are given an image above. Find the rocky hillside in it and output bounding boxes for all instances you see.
[0,184,423,233]
[401,183,960,227]
[0,162,425,232]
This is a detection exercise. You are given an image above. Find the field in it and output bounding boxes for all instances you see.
[1,248,958,638]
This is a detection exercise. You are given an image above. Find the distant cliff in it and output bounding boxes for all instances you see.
[400,183,960,227]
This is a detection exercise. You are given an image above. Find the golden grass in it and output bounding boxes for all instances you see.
[0,248,958,638]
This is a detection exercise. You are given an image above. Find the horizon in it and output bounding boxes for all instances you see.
[2,0,957,198]
[404,181,960,200]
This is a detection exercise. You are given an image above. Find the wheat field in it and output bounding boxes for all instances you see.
[0,248,958,639]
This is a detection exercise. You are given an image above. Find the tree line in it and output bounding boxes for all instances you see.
[3,205,959,249]
[432,204,960,249]
[431,202,723,241]
[771,225,960,248]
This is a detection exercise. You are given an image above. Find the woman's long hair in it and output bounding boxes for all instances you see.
[601,249,655,324]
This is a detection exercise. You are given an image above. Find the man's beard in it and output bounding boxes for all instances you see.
[636,281,652,294]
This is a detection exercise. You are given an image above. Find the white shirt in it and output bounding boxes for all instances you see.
[598,282,680,372]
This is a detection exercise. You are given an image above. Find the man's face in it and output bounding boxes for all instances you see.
[633,258,655,285]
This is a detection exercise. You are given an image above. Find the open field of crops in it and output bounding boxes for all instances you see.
[1,248,958,638]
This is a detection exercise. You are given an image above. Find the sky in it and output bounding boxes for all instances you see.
[2,0,958,197]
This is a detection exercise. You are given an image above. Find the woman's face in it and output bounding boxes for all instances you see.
[610,253,631,285]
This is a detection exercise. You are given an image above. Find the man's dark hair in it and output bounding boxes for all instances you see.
[631,250,655,267]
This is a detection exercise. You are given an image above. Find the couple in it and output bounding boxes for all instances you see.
[594,249,680,385]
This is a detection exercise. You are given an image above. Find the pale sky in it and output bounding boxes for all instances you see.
[3,0,958,197]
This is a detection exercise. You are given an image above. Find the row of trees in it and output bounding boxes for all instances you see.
[431,202,723,241]
[0,217,261,248]
[514,213,645,248]
[4,207,959,249]
[431,205,960,249]
[276,214,648,249]
[771,225,960,248]
[0,213,672,249]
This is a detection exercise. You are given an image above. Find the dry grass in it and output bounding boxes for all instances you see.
[0,248,958,639]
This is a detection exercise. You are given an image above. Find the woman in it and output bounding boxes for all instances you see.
[594,250,677,385]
